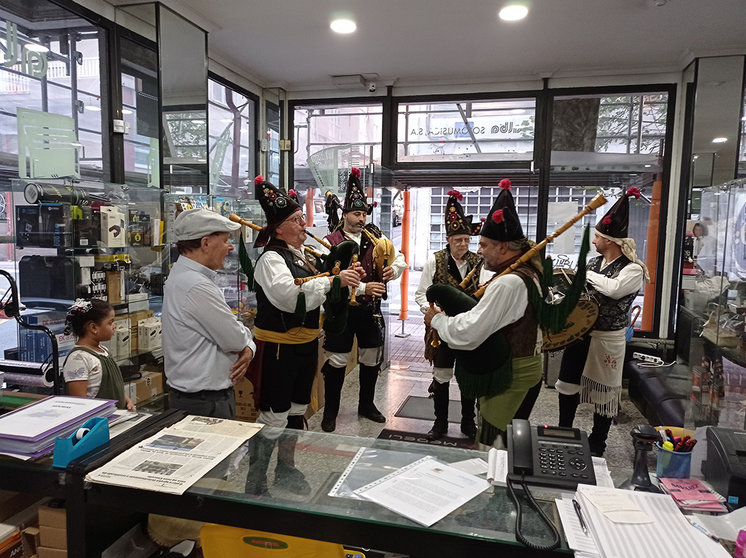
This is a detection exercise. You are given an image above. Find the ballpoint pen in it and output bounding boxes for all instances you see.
[572,498,589,535]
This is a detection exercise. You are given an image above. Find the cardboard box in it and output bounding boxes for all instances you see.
[99,206,125,248]
[21,527,40,558]
[137,317,161,351]
[37,547,66,558]
[234,377,259,422]
[125,371,164,404]
[37,503,65,530]
[106,271,122,305]
[38,527,65,550]
[129,310,155,351]
[0,492,42,524]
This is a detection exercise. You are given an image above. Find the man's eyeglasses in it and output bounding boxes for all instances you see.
[287,215,305,226]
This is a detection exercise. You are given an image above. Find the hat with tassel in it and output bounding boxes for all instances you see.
[444,189,481,236]
[342,168,375,214]
[480,179,525,242]
[595,187,640,239]
[253,175,301,247]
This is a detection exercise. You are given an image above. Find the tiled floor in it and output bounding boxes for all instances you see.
[308,310,648,471]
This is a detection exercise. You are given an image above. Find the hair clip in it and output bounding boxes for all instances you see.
[69,298,92,314]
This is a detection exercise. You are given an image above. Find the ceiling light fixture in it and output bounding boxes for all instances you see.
[330,19,356,34]
[712,137,728,143]
[122,108,133,115]
[499,4,528,21]
[85,105,101,112]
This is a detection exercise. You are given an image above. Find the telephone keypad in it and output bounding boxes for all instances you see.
[537,441,589,477]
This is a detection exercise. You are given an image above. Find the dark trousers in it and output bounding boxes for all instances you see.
[169,387,236,419]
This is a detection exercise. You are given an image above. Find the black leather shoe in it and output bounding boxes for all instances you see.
[427,421,448,440]
[321,416,336,432]
[358,406,386,423]
[274,463,311,495]
[460,420,477,440]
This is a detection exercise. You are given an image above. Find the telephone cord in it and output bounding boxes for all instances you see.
[506,472,561,551]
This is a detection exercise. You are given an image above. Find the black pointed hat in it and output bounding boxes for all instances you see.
[342,167,375,215]
[254,175,300,228]
[595,187,640,238]
[325,190,342,232]
[480,179,525,242]
[444,189,481,236]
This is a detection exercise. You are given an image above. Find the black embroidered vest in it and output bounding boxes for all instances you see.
[588,255,638,331]
[325,228,377,305]
[254,239,322,332]
[433,248,481,296]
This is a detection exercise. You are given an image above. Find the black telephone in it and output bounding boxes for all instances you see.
[507,419,596,489]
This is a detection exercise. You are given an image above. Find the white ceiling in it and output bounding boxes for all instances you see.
[163,0,746,90]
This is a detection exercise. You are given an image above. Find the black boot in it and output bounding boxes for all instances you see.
[558,392,580,428]
[321,362,346,432]
[274,415,311,494]
[460,396,477,440]
[427,380,449,440]
[245,435,275,496]
[588,413,613,457]
[358,365,385,423]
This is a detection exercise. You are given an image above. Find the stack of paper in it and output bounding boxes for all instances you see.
[0,396,116,458]
[658,477,728,513]
[574,484,729,558]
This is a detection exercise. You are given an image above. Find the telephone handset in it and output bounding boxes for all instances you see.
[507,419,596,489]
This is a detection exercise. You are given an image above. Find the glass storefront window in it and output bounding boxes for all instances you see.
[1,4,105,182]
[396,98,536,163]
[208,78,256,198]
[548,90,671,333]
[120,37,159,187]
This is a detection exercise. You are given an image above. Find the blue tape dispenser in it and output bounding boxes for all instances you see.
[53,416,110,469]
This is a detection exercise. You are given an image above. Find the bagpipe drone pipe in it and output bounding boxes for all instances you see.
[426,224,594,400]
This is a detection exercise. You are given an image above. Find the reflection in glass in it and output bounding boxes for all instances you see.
[396,99,536,163]
[158,5,207,193]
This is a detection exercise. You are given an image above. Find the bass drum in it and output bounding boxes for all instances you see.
[542,268,599,352]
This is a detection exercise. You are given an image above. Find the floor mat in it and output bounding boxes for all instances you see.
[394,395,465,423]
[376,428,475,450]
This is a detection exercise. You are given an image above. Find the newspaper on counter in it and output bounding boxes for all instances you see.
[85,415,263,495]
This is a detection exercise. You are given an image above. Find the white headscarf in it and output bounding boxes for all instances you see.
[596,231,650,283]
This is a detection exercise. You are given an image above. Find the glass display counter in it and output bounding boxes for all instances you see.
[679,178,746,429]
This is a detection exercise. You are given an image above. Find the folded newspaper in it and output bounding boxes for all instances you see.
[86,415,262,495]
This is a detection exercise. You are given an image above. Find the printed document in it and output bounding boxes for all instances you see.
[86,415,262,495]
[354,456,491,527]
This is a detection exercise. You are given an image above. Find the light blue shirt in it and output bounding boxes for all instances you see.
[162,256,255,392]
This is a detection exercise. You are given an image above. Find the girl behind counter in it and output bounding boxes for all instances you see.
[62,298,135,410]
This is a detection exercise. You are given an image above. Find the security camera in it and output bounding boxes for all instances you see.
[367,82,377,93]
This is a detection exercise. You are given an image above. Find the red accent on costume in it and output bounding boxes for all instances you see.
[626,187,641,199]
[498,178,511,190]
[288,189,296,196]
[492,210,504,224]
[602,216,612,225]
[351,167,361,178]
[254,175,264,184]
[447,189,464,201]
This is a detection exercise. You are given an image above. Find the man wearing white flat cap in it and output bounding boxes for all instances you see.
[163,208,255,419]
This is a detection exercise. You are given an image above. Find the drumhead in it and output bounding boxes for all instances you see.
[542,268,599,351]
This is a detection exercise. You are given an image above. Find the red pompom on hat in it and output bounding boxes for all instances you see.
[626,187,641,199]
[288,189,296,197]
[498,178,511,190]
[254,175,264,184]
[351,167,361,178]
[447,189,464,201]
[492,210,504,224]
[602,216,612,225]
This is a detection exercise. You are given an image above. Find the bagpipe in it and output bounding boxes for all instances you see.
[361,224,396,302]
[228,214,359,322]
[425,194,607,399]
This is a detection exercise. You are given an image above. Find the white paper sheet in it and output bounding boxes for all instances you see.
[556,497,601,556]
[449,457,489,476]
[693,505,746,541]
[354,456,491,527]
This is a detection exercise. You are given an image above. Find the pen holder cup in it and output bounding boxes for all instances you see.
[655,442,692,479]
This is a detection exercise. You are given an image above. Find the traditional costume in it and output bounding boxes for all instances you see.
[319,168,407,432]
[556,187,648,456]
[246,177,332,495]
[430,180,543,449]
[415,189,486,440]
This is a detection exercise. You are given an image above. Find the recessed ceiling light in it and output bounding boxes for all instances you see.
[499,4,528,21]
[712,137,728,143]
[122,108,133,115]
[644,164,652,168]
[24,43,49,53]
[330,19,356,34]
[85,105,101,112]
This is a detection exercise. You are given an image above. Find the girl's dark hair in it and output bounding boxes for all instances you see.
[65,298,113,337]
